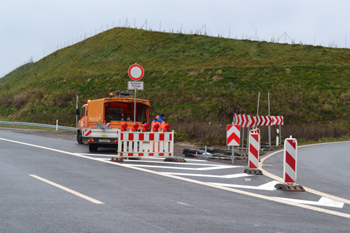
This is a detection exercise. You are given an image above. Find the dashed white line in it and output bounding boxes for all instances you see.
[30,174,104,204]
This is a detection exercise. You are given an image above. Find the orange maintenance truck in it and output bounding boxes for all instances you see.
[77,91,150,152]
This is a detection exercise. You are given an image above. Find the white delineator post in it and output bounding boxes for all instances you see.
[283,137,298,184]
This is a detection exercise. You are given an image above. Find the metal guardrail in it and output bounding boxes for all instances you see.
[0,121,77,131]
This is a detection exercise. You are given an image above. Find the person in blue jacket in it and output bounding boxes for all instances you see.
[151,114,159,129]
[157,112,166,131]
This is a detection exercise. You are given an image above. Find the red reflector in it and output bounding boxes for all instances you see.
[88,139,94,143]
[114,140,118,143]
[159,134,165,141]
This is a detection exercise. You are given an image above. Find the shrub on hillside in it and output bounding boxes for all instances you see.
[14,94,27,108]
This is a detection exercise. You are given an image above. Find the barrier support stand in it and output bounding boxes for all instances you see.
[244,168,263,175]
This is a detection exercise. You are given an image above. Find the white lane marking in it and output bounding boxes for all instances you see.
[177,202,191,207]
[180,158,208,162]
[128,164,240,170]
[122,160,225,166]
[30,174,104,204]
[210,181,280,191]
[256,180,280,190]
[76,154,169,160]
[161,172,252,179]
[1,137,349,219]
[76,153,114,157]
[76,153,209,162]
[94,158,109,161]
[274,197,344,209]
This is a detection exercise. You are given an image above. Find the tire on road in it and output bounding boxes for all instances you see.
[77,131,83,144]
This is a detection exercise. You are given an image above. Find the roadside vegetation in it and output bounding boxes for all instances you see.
[1,27,350,146]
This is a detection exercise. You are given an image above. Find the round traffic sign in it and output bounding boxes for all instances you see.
[128,64,144,81]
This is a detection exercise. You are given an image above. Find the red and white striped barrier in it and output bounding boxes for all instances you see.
[117,131,174,157]
[226,125,240,146]
[248,132,260,169]
[283,137,298,184]
[272,116,284,125]
[233,114,284,127]
[256,116,272,126]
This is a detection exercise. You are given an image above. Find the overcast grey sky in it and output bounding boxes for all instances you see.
[1,0,349,77]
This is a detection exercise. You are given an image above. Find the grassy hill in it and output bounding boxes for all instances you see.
[1,27,350,145]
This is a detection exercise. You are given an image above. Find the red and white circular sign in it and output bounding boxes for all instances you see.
[128,64,144,81]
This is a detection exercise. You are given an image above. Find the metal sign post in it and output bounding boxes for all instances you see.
[257,92,260,116]
[232,116,235,164]
[134,88,136,123]
[128,64,144,123]
[268,92,271,148]
[76,94,79,128]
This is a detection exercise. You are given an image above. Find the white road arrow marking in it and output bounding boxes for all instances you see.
[210,180,280,191]
[161,172,252,178]
[122,160,220,166]
[127,164,241,170]
[274,197,344,209]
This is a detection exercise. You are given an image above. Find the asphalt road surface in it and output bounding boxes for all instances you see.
[0,129,349,233]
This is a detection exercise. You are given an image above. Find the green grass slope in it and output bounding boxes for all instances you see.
[1,27,350,145]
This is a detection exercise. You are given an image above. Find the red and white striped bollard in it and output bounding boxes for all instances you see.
[244,130,262,175]
[275,136,305,191]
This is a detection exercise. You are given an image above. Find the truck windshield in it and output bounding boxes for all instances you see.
[105,102,148,123]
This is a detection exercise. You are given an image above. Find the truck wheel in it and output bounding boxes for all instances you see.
[89,144,98,152]
[77,132,83,144]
